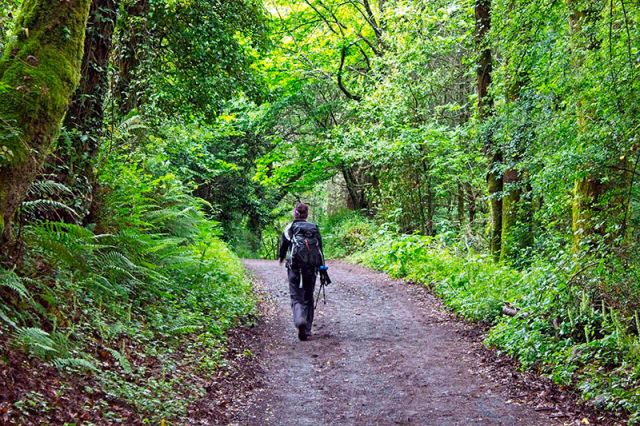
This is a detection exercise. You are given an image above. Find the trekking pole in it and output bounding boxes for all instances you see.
[314,281,325,309]
[315,265,330,309]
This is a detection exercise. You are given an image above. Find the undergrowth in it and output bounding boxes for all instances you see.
[322,211,640,423]
[0,139,256,422]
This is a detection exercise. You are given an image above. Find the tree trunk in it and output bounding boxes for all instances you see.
[426,184,435,236]
[568,0,629,251]
[500,169,533,261]
[457,182,465,228]
[475,0,500,258]
[342,166,369,212]
[415,170,427,234]
[487,153,503,256]
[466,183,476,225]
[114,0,149,116]
[500,79,532,262]
[51,0,119,223]
[0,0,92,252]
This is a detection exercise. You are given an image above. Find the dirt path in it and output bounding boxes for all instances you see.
[231,260,573,425]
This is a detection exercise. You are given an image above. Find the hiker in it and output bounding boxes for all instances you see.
[278,202,324,341]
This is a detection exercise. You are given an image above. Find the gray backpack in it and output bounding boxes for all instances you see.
[288,221,323,268]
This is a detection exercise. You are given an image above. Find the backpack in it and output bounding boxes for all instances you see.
[287,221,324,268]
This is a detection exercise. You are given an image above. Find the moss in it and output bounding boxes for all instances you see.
[500,187,519,261]
[0,0,91,245]
[0,0,90,160]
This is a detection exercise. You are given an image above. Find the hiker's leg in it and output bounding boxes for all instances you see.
[288,268,306,328]
[301,268,317,334]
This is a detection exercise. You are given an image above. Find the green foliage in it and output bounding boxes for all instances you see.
[0,0,21,51]
[53,356,99,373]
[319,209,377,259]
[2,0,640,421]
[0,128,256,421]
[0,268,29,300]
[115,0,268,118]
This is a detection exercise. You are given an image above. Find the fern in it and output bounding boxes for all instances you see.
[82,275,126,297]
[168,324,203,335]
[0,307,17,328]
[105,348,132,374]
[54,357,99,373]
[0,268,30,299]
[13,327,58,359]
[21,199,80,220]
[27,179,73,198]
[25,222,101,270]
[97,251,138,270]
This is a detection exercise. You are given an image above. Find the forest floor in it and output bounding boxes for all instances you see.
[218,259,614,426]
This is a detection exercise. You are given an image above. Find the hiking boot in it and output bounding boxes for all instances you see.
[298,325,308,341]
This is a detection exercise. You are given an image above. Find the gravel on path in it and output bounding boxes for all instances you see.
[231,259,576,426]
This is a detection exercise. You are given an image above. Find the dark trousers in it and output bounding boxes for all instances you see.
[288,267,317,334]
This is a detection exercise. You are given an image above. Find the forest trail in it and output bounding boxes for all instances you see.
[231,260,562,425]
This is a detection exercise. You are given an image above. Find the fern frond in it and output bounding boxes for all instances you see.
[53,357,99,373]
[0,307,17,328]
[169,324,203,335]
[96,251,137,270]
[25,222,101,269]
[0,268,30,299]
[21,199,80,219]
[27,179,73,197]
[105,348,132,373]
[13,327,58,358]
[82,275,127,297]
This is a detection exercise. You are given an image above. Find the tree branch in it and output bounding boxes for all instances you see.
[337,43,362,101]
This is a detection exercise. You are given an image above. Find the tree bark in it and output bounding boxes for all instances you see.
[0,0,92,252]
[487,153,503,256]
[500,169,533,261]
[500,78,533,262]
[50,0,119,223]
[475,0,500,258]
[114,0,149,115]
[342,166,369,211]
[457,182,465,228]
[568,0,630,251]
[466,183,476,225]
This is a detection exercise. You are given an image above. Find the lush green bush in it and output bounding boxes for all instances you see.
[319,209,378,259]
[326,213,639,421]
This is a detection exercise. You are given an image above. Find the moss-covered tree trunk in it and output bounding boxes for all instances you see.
[466,182,476,224]
[475,0,501,258]
[487,156,503,256]
[52,0,119,223]
[114,0,149,115]
[569,0,595,251]
[500,79,533,262]
[500,169,533,261]
[457,182,465,228]
[568,0,630,251]
[0,0,92,251]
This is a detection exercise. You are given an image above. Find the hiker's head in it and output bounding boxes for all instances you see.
[293,203,309,220]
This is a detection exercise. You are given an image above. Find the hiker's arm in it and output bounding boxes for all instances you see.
[278,232,290,263]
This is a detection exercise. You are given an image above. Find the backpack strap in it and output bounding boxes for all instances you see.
[283,222,294,241]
